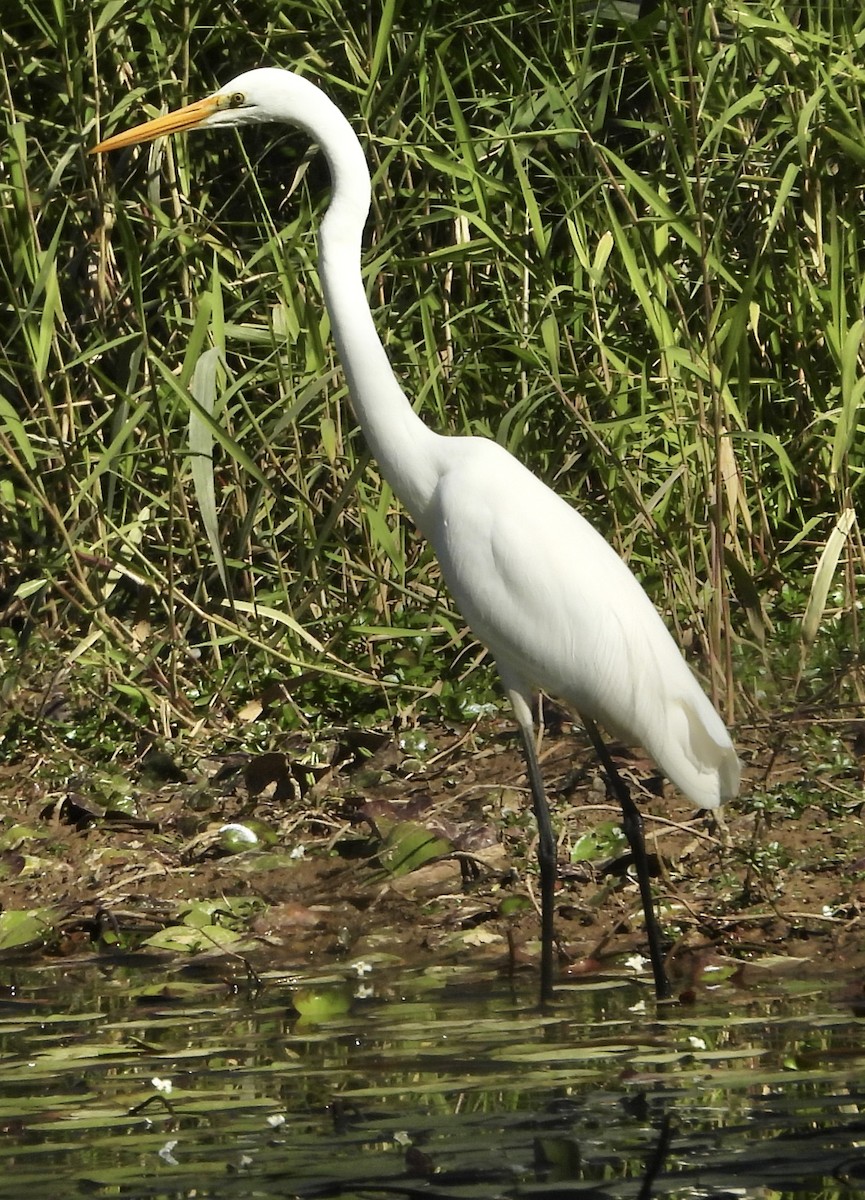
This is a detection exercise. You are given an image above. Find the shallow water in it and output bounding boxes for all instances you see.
[1,956,863,1198]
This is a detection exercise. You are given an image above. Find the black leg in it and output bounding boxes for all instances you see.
[515,721,556,1002]
[637,1113,673,1200]
[582,716,671,1001]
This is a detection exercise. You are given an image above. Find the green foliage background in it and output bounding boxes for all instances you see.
[1,0,863,745]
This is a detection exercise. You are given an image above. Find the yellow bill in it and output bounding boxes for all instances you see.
[91,95,220,153]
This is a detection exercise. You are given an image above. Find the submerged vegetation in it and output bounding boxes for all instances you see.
[1,958,864,1199]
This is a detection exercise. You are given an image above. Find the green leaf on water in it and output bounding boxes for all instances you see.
[291,986,353,1023]
[0,908,56,952]
[141,924,246,953]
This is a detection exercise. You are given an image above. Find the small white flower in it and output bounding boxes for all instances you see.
[151,1077,173,1094]
[352,960,373,977]
[354,983,374,1000]
[822,905,835,918]
[687,1036,707,1050]
[289,844,306,859]
[267,1113,287,1128]
[624,954,648,973]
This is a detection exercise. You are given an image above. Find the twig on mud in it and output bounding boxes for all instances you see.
[566,803,727,847]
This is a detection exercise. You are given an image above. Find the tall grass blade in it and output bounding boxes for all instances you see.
[801,508,857,645]
[188,346,228,593]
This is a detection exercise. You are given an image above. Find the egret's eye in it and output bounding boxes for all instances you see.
[229,91,245,108]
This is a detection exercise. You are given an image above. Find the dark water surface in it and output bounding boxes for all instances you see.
[1,956,863,1198]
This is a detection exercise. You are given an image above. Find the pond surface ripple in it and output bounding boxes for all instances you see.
[0,957,863,1199]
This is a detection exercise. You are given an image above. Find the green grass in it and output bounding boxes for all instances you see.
[1,0,863,751]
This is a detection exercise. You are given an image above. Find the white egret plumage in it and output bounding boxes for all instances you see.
[93,68,740,999]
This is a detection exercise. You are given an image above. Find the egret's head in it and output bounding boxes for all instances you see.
[91,68,314,153]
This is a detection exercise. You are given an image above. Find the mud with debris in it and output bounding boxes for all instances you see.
[1,710,863,992]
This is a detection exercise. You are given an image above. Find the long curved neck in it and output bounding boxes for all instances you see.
[286,83,442,524]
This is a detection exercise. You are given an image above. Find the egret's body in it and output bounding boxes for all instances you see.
[94,68,740,999]
[424,438,735,805]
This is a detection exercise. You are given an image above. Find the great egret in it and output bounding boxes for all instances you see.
[93,67,740,1000]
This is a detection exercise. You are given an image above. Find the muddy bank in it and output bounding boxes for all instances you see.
[0,713,863,990]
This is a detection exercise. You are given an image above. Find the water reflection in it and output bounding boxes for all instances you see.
[0,958,862,1198]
